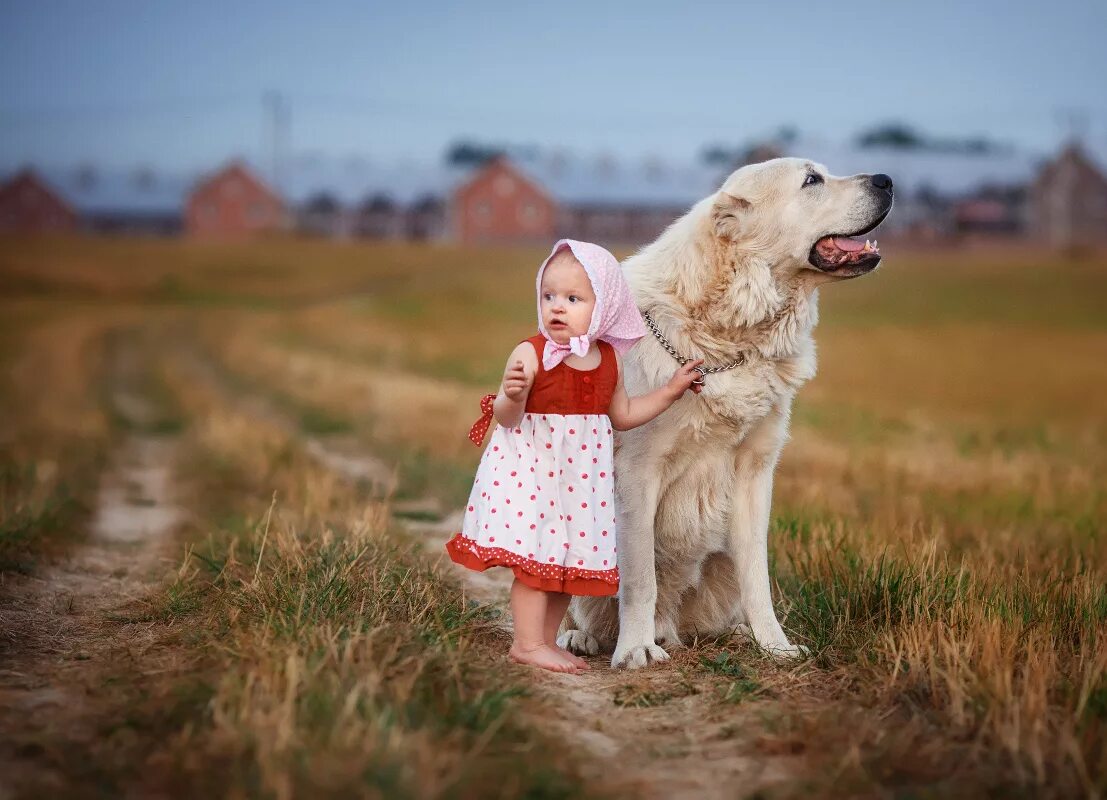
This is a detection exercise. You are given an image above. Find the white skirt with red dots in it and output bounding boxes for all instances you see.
[446,412,618,596]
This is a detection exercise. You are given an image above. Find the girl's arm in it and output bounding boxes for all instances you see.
[493,342,539,429]
[607,352,703,431]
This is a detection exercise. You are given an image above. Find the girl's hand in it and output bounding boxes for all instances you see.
[502,360,533,401]
[667,359,704,397]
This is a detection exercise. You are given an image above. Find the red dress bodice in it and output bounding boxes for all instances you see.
[522,334,618,415]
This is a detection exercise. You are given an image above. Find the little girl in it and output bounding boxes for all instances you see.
[446,239,703,674]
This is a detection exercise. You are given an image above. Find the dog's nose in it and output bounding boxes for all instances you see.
[871,173,894,195]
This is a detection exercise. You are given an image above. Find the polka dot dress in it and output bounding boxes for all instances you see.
[447,335,620,596]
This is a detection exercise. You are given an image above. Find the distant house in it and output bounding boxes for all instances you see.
[0,169,79,233]
[7,138,1073,247]
[299,191,345,237]
[407,194,446,240]
[452,156,558,244]
[185,162,285,237]
[1029,142,1107,250]
[59,165,187,234]
[952,198,1018,236]
[281,155,468,242]
[352,193,404,238]
[451,154,723,245]
[0,166,186,235]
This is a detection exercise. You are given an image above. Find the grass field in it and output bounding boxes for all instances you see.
[0,235,1104,798]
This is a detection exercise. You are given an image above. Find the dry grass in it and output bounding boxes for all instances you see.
[1,235,1105,797]
[174,238,1105,796]
[133,353,591,799]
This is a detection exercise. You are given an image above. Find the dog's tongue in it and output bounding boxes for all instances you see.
[833,236,865,252]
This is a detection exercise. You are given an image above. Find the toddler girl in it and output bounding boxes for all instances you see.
[446,239,702,674]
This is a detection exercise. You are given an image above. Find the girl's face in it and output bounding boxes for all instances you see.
[540,252,596,343]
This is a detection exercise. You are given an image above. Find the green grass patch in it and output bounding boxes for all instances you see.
[296,404,354,435]
[778,537,970,661]
[700,653,762,704]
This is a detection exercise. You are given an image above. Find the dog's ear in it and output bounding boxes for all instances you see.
[712,192,751,241]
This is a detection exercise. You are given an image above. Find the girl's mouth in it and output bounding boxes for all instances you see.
[548,319,567,328]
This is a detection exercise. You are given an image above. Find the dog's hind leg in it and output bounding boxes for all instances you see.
[558,595,618,655]
[676,552,757,644]
[653,554,703,648]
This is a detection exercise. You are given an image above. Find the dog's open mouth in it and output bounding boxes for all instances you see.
[808,213,889,277]
[809,235,881,276]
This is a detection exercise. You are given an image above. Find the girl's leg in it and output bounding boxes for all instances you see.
[509,579,580,673]
[544,593,589,669]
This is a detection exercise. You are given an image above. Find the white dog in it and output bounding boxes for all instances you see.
[558,158,893,668]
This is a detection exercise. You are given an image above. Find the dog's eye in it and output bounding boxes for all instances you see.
[802,173,823,187]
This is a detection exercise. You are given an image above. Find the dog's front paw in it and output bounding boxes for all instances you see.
[557,629,600,656]
[611,641,670,670]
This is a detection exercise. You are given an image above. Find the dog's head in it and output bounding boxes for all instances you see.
[711,157,893,281]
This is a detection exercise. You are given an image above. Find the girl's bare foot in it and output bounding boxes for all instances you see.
[555,646,590,670]
[509,643,581,673]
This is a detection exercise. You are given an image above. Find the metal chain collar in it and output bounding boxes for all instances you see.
[642,310,746,384]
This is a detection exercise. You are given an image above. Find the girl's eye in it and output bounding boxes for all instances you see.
[802,173,823,187]
[543,293,552,301]
[568,295,579,303]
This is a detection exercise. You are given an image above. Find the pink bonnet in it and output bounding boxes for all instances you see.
[535,239,647,370]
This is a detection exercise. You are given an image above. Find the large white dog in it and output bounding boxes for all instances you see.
[558,158,893,669]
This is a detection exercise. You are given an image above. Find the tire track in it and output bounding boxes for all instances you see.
[0,332,186,797]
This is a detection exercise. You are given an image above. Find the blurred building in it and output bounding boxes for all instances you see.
[0,165,186,235]
[451,156,557,243]
[951,185,1028,238]
[61,165,187,234]
[451,153,724,245]
[185,162,286,237]
[298,191,345,237]
[448,142,1059,246]
[8,139,1103,248]
[1028,142,1107,250]
[0,169,78,233]
[351,193,404,238]
[281,155,467,241]
[407,194,447,240]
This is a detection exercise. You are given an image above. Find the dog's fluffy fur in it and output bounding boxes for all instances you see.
[557,157,893,668]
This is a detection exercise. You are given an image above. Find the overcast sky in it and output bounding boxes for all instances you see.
[2,0,1105,172]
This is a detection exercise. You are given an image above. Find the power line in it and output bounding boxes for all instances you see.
[264,91,290,192]
[3,93,1105,130]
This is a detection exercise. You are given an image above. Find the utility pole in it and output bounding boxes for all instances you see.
[264,91,290,193]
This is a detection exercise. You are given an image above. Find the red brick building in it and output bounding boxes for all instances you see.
[450,153,721,246]
[185,161,285,237]
[451,156,557,244]
[0,169,78,234]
